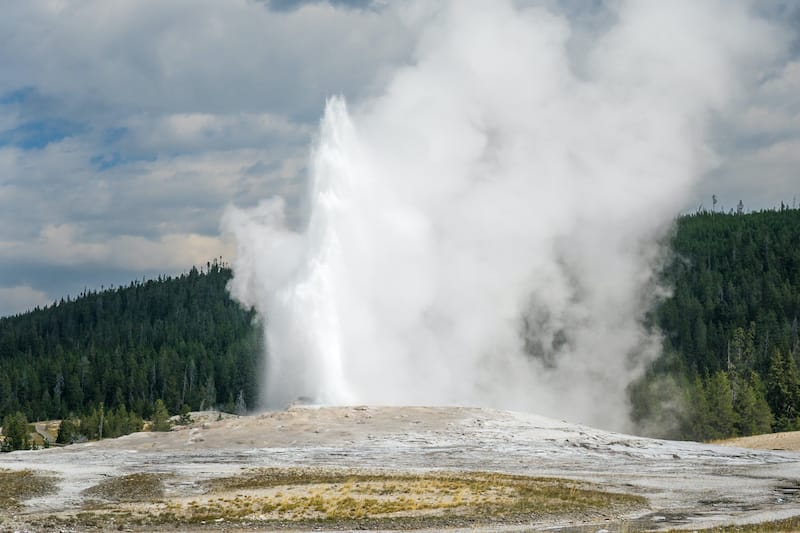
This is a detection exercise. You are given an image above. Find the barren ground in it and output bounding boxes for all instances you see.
[2,406,800,532]
[716,431,800,452]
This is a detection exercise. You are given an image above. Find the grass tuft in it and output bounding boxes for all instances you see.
[82,472,167,503]
[0,469,58,509]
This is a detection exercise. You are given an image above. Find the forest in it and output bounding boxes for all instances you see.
[632,206,800,440]
[2,208,800,447]
[0,261,261,448]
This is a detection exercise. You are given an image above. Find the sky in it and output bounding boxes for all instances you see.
[0,0,798,317]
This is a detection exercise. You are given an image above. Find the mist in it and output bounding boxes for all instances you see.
[225,0,781,431]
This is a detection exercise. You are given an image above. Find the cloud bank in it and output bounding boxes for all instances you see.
[0,0,796,318]
[226,0,785,430]
[0,0,413,314]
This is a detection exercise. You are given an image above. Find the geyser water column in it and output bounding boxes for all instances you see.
[225,0,781,430]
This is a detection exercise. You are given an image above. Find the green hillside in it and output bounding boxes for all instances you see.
[0,261,260,429]
[634,207,800,440]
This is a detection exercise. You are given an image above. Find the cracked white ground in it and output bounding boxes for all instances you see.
[3,405,800,531]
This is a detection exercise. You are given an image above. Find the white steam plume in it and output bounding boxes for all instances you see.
[225,0,780,430]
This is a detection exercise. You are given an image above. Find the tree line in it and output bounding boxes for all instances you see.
[632,206,800,440]
[0,261,260,449]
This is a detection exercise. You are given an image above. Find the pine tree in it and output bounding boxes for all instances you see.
[705,371,737,439]
[56,416,79,444]
[767,348,800,431]
[1,411,30,451]
[151,399,171,432]
[683,375,710,441]
[734,372,774,436]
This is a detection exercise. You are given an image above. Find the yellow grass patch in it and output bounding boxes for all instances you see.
[53,467,646,529]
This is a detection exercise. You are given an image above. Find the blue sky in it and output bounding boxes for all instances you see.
[0,0,798,316]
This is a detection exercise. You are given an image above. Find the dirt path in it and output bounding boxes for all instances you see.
[2,406,800,531]
[33,422,54,445]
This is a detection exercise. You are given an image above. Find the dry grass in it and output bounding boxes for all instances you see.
[196,467,645,520]
[82,472,168,503]
[0,469,58,510]
[41,467,645,530]
[714,430,800,451]
[665,516,800,532]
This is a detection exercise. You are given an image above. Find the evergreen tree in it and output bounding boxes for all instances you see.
[178,404,192,425]
[734,372,774,436]
[683,375,710,441]
[151,399,171,432]
[56,416,79,444]
[704,371,737,439]
[767,348,799,431]
[1,411,30,451]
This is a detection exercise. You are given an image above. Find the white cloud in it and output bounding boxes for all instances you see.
[697,136,800,211]
[729,60,800,135]
[0,0,413,118]
[738,106,800,134]
[700,54,800,210]
[0,0,797,317]
[761,60,800,96]
[0,222,233,271]
[0,285,52,317]
[0,0,418,313]
[108,233,234,271]
[121,112,312,154]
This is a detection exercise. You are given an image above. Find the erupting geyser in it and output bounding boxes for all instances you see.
[225,0,780,430]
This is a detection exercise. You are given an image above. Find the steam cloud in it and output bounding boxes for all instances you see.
[225,0,780,430]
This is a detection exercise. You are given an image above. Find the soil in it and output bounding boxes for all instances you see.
[2,406,800,532]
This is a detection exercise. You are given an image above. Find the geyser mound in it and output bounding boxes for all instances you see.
[225,0,781,431]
